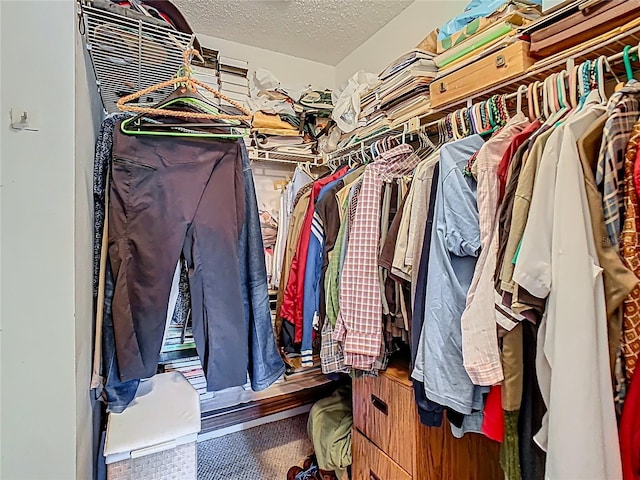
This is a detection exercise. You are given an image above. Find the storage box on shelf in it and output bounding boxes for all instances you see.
[430,41,535,108]
[528,0,640,58]
[352,362,501,480]
[419,19,640,123]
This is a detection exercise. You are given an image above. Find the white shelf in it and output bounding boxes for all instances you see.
[248,147,322,166]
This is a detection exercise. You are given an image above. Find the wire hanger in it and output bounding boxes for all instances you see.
[118,49,252,138]
[299,161,314,178]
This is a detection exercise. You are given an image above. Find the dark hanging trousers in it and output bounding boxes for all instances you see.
[109,127,248,390]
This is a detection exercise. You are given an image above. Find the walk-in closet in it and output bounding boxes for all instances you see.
[3,0,640,479]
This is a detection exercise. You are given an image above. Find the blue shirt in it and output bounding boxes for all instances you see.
[301,177,345,365]
[417,135,486,413]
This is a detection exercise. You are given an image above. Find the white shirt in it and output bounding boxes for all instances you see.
[514,93,622,480]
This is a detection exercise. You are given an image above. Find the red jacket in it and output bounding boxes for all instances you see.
[496,120,540,203]
[621,366,640,480]
[280,167,348,343]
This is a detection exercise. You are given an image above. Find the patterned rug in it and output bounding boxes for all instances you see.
[197,414,313,480]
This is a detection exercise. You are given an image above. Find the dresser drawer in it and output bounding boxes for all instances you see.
[353,430,412,480]
[353,368,415,473]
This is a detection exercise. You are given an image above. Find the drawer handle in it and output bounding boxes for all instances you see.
[371,394,388,415]
[496,55,506,68]
[370,470,381,480]
[439,82,447,93]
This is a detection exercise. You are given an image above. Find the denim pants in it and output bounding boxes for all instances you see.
[102,261,139,413]
[109,130,248,389]
[238,144,285,390]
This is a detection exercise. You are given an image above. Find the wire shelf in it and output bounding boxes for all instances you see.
[325,125,407,162]
[248,148,323,166]
[80,2,195,113]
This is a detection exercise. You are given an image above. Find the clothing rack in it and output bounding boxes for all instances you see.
[327,24,640,164]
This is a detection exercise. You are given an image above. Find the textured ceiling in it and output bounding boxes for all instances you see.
[174,0,413,65]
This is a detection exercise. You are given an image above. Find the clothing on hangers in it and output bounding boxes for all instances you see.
[461,113,530,387]
[334,144,421,371]
[412,135,486,418]
[93,114,284,411]
[264,50,640,480]
[596,80,640,248]
[513,92,621,479]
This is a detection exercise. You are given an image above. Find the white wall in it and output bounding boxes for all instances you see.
[335,0,467,84]
[0,1,95,479]
[197,33,335,89]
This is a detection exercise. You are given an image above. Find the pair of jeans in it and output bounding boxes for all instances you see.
[238,144,285,389]
[101,261,139,413]
[109,130,248,390]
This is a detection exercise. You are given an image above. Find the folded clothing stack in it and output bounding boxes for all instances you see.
[378,51,437,127]
[338,49,437,148]
[251,90,333,156]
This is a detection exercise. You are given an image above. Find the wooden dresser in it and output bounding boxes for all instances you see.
[352,362,502,480]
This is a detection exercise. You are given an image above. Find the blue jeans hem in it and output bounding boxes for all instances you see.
[250,364,286,391]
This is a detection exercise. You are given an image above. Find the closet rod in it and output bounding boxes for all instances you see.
[249,152,322,167]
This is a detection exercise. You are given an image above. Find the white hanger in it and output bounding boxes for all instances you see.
[516,85,527,117]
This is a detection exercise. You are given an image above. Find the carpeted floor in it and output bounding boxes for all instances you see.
[197,414,313,480]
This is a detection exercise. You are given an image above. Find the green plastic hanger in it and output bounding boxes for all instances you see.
[478,97,499,137]
[121,89,250,138]
[623,45,635,82]
[117,47,253,139]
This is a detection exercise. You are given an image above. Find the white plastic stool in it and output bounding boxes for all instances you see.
[104,372,201,480]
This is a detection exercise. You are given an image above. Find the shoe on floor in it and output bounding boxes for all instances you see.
[287,466,303,480]
[302,454,317,471]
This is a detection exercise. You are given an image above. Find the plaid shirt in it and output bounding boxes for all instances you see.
[461,114,530,386]
[320,320,349,374]
[596,80,640,248]
[334,145,420,370]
